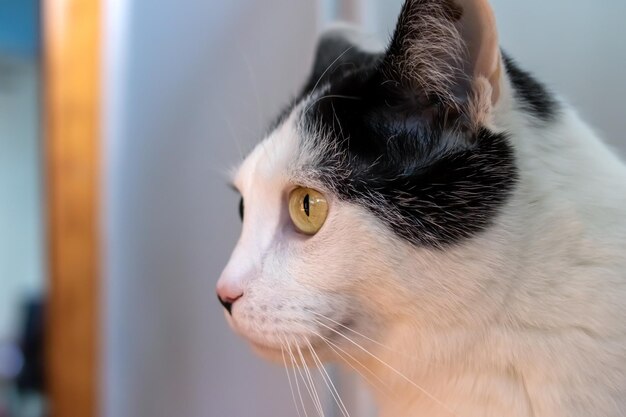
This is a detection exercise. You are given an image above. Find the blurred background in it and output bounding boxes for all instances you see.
[0,1,625,417]
[0,0,45,416]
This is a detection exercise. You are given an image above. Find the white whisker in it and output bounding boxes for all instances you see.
[281,340,304,417]
[294,322,393,400]
[288,338,326,417]
[222,115,245,162]
[320,334,396,401]
[241,53,264,136]
[310,46,355,94]
[294,339,325,417]
[311,312,423,360]
[305,339,352,417]
[285,338,310,417]
[312,318,460,417]
[304,95,361,115]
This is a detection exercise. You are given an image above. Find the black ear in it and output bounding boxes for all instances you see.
[302,24,384,96]
[381,0,502,115]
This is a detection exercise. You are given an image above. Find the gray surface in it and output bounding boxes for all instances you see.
[103,2,321,417]
[370,0,626,154]
[492,0,626,153]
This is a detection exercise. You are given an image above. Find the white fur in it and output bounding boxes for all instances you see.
[220,79,626,415]
[366,83,626,416]
[218,4,626,417]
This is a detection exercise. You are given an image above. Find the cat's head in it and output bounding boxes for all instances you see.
[218,0,523,363]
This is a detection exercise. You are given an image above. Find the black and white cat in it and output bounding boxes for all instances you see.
[217,0,626,415]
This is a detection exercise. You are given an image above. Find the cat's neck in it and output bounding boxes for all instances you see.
[369,328,536,417]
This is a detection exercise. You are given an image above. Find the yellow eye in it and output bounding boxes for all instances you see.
[288,187,328,235]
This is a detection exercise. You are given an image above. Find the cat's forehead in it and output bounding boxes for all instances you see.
[233,113,301,192]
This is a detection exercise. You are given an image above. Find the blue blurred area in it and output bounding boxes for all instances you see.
[0,0,40,57]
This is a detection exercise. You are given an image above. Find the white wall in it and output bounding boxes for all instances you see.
[360,0,626,154]
[103,2,323,417]
[492,0,626,154]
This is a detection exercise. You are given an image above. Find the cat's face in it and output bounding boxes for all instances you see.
[221,114,408,361]
[218,0,518,363]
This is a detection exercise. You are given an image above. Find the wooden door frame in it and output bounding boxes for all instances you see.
[44,0,101,416]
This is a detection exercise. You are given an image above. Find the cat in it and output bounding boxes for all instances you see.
[217,0,626,416]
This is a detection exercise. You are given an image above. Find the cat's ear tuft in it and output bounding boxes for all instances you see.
[302,23,384,94]
[381,0,502,122]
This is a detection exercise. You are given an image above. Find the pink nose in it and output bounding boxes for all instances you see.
[216,280,243,315]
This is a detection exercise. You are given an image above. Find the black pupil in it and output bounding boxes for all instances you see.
[303,194,310,217]
[239,197,244,220]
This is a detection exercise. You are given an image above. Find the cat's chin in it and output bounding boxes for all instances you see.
[248,341,285,362]
[247,338,331,367]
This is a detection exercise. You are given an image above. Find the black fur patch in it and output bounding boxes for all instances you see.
[303,31,383,95]
[270,6,549,247]
[503,52,559,121]
[298,67,517,247]
[269,33,382,132]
